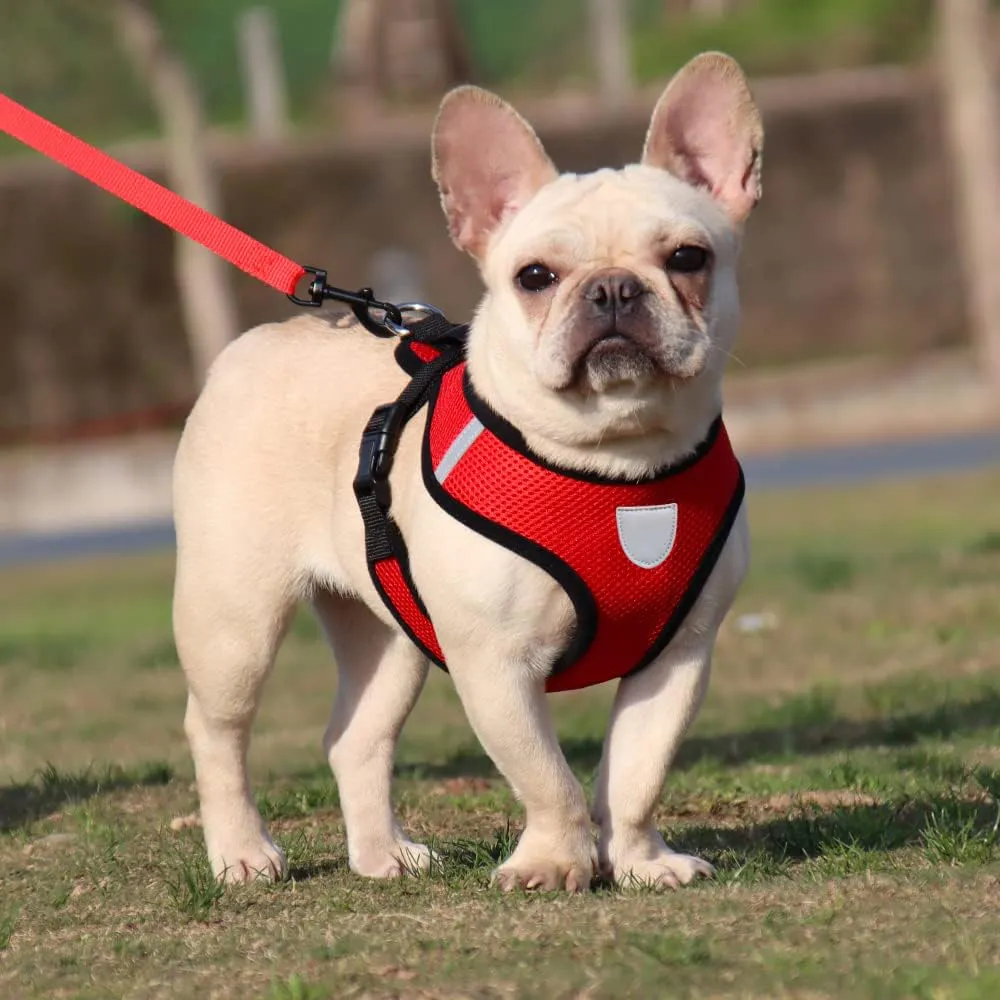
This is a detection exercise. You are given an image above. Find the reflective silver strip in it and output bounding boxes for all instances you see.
[434,416,485,483]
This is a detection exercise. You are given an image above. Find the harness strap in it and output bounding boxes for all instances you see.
[353,317,467,566]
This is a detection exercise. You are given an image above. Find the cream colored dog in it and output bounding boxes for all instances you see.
[172,52,762,892]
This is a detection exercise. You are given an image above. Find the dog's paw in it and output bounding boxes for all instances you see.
[493,859,593,893]
[610,850,714,890]
[351,839,438,879]
[492,831,596,893]
[210,834,288,884]
[598,825,714,889]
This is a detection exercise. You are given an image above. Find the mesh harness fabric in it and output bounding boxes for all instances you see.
[355,320,745,693]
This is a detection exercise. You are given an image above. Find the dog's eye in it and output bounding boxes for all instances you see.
[516,264,558,292]
[666,246,710,273]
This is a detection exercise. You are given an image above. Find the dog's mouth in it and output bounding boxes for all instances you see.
[574,330,666,390]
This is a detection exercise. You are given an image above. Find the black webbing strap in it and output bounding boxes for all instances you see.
[353,317,468,564]
[408,312,466,345]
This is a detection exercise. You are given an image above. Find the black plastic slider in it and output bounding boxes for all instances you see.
[353,403,404,510]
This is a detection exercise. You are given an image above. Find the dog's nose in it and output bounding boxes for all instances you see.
[582,269,648,314]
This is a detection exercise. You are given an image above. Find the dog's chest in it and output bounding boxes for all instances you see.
[359,351,744,693]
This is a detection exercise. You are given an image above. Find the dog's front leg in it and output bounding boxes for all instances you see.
[591,513,748,888]
[447,648,596,893]
[591,640,716,888]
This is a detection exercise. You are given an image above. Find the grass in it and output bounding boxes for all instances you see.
[632,0,935,83]
[1,467,1000,997]
[161,849,227,921]
[0,909,17,952]
[0,0,946,153]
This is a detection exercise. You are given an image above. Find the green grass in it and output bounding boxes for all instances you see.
[1,467,1000,997]
[0,0,949,153]
[632,0,935,83]
[162,849,227,921]
[0,908,17,952]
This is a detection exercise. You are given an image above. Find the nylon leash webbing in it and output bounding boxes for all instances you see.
[0,92,306,295]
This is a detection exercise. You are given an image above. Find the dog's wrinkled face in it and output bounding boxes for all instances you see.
[433,53,763,459]
[483,165,738,396]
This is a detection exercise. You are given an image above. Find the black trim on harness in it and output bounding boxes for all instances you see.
[394,317,469,375]
[368,529,444,665]
[354,316,745,688]
[624,467,746,680]
[353,314,468,662]
[419,374,600,678]
[421,373,745,683]
[353,318,468,566]
[462,368,724,485]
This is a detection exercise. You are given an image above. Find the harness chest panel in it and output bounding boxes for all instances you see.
[362,337,745,693]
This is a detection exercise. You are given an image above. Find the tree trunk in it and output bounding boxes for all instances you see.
[937,0,1000,395]
[331,0,381,107]
[689,0,731,18]
[238,6,290,142]
[331,0,470,122]
[664,0,734,18]
[114,0,239,385]
[590,0,634,108]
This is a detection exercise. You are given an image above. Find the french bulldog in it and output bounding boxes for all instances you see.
[172,51,762,891]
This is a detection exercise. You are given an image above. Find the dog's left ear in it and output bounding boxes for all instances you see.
[432,86,558,260]
[642,52,763,224]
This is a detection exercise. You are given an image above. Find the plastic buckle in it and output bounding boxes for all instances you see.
[353,403,401,509]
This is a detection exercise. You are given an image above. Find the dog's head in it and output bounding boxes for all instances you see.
[432,53,763,472]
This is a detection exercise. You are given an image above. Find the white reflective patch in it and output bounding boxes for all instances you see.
[434,417,485,483]
[615,503,678,569]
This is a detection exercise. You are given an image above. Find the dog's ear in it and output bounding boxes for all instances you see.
[642,52,763,224]
[432,86,558,260]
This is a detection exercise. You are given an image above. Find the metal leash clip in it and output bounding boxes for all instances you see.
[288,267,444,338]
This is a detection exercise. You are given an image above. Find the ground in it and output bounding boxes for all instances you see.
[1,468,1000,999]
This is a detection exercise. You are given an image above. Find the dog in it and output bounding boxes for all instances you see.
[172,51,761,892]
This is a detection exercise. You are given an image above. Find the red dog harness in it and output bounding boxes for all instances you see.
[354,320,744,693]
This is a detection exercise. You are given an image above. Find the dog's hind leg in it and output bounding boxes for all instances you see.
[315,590,433,878]
[174,560,298,884]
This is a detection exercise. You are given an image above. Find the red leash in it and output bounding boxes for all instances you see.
[0,92,305,296]
[0,91,411,334]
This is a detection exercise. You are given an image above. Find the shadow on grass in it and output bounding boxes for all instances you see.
[398,688,1000,780]
[0,761,173,833]
[674,792,1000,878]
[287,860,344,882]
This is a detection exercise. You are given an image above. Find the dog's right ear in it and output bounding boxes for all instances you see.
[642,52,763,224]
[432,86,558,261]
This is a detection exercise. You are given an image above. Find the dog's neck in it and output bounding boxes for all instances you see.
[465,328,724,480]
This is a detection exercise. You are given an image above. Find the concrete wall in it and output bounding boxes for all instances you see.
[0,69,964,442]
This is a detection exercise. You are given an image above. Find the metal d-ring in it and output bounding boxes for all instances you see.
[374,310,411,337]
[371,301,446,337]
[397,302,445,321]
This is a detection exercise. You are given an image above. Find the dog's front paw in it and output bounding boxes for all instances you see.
[612,850,714,889]
[351,838,438,879]
[492,829,596,893]
[209,833,288,884]
[600,828,713,889]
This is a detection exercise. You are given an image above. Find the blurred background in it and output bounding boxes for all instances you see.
[0,0,998,543]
